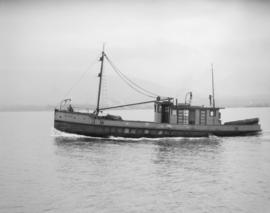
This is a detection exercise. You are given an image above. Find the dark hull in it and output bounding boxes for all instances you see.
[54,120,261,138]
[224,118,259,125]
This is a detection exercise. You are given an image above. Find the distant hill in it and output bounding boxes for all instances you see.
[1,74,269,112]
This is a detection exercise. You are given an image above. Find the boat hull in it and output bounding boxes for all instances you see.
[54,110,261,138]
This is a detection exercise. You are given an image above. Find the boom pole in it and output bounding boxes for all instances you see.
[99,98,172,111]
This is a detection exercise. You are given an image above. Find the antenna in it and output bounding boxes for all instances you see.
[211,63,215,108]
[102,42,105,52]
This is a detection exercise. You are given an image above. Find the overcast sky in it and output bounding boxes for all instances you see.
[1,0,270,107]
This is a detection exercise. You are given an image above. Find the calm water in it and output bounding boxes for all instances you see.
[0,108,270,213]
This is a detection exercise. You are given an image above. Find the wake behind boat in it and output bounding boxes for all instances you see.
[54,47,261,138]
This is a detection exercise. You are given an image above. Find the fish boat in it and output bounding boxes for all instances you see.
[54,47,261,138]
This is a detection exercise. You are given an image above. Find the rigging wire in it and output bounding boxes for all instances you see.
[105,55,159,98]
[106,60,154,98]
[104,55,160,98]
[57,50,164,109]
[60,57,99,102]
[100,68,108,109]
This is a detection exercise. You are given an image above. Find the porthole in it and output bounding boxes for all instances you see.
[130,129,136,134]
[144,130,149,134]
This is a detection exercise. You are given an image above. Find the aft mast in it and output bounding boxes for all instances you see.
[95,45,105,115]
[211,63,215,108]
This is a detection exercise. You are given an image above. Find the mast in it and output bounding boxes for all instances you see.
[211,63,215,108]
[95,44,105,115]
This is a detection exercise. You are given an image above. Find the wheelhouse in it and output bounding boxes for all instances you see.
[154,99,222,125]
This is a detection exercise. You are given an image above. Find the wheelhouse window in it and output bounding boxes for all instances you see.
[183,110,189,125]
[209,110,216,117]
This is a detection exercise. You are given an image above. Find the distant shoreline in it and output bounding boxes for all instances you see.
[0,105,269,112]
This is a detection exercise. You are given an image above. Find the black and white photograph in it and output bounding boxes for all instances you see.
[1,0,270,212]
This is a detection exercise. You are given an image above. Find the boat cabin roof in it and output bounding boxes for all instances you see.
[155,100,224,110]
[173,104,224,110]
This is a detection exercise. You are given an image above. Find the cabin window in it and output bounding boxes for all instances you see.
[200,110,206,125]
[124,128,129,133]
[144,130,149,134]
[209,110,216,117]
[183,110,189,125]
[177,110,184,124]
[177,109,189,124]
